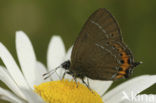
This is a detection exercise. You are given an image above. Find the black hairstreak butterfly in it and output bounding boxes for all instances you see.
[44,8,142,87]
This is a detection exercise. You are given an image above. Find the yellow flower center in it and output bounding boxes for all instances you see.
[34,79,103,103]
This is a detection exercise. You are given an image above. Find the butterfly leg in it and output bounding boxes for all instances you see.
[72,74,78,88]
[62,71,67,80]
[82,78,92,91]
[87,78,90,88]
[62,71,73,80]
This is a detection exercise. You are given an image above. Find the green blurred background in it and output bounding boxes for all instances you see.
[0,0,156,102]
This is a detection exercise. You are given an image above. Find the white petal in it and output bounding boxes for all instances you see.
[35,61,50,85]
[103,75,156,103]
[47,36,66,80]
[89,79,113,96]
[0,66,26,99]
[0,64,43,103]
[64,73,73,80]
[0,87,25,103]
[16,31,38,89]
[64,46,73,61]
[15,32,47,102]
[134,94,156,103]
[18,88,44,103]
[0,87,44,103]
[0,42,29,89]
[0,38,44,103]
[120,94,156,103]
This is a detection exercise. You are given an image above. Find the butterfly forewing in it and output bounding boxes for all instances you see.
[72,8,122,61]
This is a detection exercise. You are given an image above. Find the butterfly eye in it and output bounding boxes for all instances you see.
[62,60,71,69]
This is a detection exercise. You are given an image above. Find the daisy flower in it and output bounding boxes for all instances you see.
[0,31,155,103]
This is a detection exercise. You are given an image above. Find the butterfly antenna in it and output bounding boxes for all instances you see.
[133,61,143,68]
[43,66,61,80]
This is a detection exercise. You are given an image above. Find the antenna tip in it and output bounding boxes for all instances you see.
[139,61,143,64]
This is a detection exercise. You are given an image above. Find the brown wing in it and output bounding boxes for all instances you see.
[70,8,124,80]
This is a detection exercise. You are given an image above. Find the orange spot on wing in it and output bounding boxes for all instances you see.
[120,52,130,71]
[118,71,126,75]
[116,75,124,79]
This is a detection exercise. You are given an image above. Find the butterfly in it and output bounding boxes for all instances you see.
[43,8,142,87]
